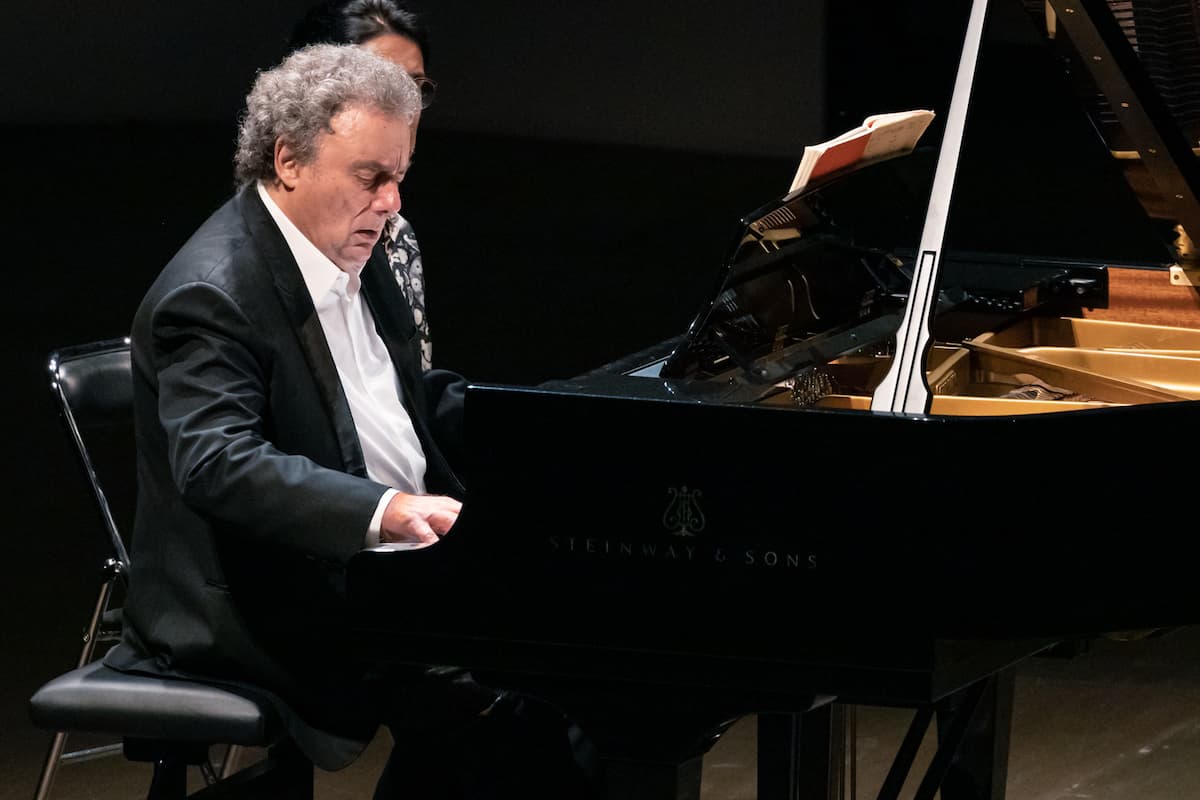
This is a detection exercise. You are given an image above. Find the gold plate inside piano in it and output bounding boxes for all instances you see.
[772,317,1200,416]
[978,316,1200,354]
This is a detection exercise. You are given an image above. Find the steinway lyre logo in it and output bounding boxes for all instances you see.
[662,486,705,537]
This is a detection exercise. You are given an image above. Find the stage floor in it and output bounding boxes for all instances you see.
[7,626,1199,800]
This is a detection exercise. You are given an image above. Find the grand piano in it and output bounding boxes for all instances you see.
[349,1,1200,797]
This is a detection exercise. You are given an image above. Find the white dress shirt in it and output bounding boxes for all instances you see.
[258,183,425,545]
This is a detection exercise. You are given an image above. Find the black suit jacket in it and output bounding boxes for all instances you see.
[105,186,466,769]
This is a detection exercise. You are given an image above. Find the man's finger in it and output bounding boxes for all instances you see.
[409,518,440,543]
[428,510,459,536]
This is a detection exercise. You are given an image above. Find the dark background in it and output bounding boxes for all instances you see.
[1,0,1182,794]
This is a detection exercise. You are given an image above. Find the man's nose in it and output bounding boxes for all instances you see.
[375,182,402,215]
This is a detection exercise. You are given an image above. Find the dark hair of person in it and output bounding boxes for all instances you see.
[289,0,431,65]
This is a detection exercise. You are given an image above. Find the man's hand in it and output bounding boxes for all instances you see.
[381,492,462,544]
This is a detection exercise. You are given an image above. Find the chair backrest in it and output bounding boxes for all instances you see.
[48,338,135,571]
[37,338,308,798]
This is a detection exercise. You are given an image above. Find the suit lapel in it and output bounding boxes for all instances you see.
[360,249,455,483]
[240,188,369,478]
[361,248,429,421]
[361,249,416,364]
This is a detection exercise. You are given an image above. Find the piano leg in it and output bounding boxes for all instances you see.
[578,703,734,800]
[874,670,1013,800]
[936,666,1016,800]
[481,674,828,800]
[757,704,844,800]
[603,755,705,800]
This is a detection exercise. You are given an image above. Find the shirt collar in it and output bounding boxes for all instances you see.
[257,181,363,304]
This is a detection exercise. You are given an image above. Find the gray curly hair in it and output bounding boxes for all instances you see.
[234,43,420,187]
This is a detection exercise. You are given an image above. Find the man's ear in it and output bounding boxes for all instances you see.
[274,139,301,189]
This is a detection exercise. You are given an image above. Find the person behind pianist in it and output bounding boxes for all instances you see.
[289,0,439,374]
[101,43,590,799]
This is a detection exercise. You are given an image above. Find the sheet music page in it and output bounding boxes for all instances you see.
[788,109,935,195]
[861,110,936,159]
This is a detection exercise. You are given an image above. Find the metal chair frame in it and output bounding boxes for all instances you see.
[33,337,244,800]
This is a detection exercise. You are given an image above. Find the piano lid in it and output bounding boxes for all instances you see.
[1029,0,1200,263]
[826,0,1200,264]
[656,0,1198,390]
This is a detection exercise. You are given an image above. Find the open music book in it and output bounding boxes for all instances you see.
[787,109,936,196]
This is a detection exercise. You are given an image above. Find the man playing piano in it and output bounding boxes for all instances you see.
[102,43,589,799]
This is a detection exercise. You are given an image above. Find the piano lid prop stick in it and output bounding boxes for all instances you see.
[870,0,990,415]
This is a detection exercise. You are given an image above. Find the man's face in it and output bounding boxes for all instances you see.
[276,105,412,271]
[363,32,427,142]
[363,33,426,88]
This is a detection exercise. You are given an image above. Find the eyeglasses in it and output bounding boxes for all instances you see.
[412,75,438,110]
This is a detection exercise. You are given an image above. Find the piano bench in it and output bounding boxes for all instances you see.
[29,660,311,799]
